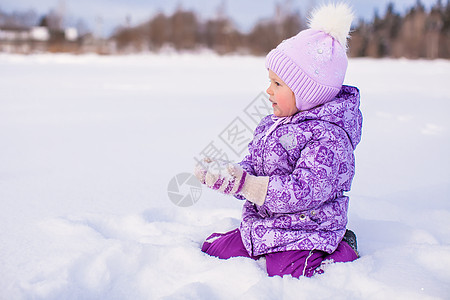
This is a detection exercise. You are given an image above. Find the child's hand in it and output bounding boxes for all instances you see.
[194,157,269,206]
[205,161,247,195]
[194,158,247,195]
[194,157,213,184]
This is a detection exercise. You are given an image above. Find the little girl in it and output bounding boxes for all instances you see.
[195,3,362,278]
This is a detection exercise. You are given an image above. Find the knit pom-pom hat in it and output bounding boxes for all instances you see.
[265,3,354,111]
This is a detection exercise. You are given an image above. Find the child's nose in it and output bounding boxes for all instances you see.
[266,85,273,95]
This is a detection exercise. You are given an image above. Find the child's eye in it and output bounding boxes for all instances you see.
[269,79,281,87]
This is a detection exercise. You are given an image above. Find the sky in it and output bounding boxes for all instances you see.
[0,0,442,36]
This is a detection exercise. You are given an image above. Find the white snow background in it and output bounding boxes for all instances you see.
[0,53,449,299]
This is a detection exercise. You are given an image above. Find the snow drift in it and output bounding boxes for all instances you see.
[0,53,449,299]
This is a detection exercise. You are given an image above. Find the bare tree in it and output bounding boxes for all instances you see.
[170,7,199,50]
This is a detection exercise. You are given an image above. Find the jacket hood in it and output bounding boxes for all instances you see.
[290,85,362,149]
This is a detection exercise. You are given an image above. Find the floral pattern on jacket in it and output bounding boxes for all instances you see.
[238,85,363,256]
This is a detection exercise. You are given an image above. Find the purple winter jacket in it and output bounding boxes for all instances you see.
[238,85,363,256]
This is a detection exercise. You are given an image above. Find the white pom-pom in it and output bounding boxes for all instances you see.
[308,3,354,48]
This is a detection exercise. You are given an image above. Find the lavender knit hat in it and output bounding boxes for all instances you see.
[265,3,354,111]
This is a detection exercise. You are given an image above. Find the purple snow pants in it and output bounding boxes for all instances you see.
[201,228,358,278]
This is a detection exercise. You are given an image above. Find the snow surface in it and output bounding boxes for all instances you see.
[0,53,449,299]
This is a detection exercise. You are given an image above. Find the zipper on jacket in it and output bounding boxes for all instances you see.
[261,115,292,174]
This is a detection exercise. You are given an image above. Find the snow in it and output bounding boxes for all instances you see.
[1,53,449,299]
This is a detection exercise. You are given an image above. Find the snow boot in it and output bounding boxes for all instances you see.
[342,229,359,257]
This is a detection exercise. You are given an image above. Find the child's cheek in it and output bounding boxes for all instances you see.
[279,92,288,105]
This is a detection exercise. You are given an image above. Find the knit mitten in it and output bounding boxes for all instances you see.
[194,158,269,206]
[194,157,213,184]
[237,172,269,206]
[194,157,230,186]
[205,159,246,194]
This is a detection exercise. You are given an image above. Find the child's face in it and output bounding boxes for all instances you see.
[266,70,298,117]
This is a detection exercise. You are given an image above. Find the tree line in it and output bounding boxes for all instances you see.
[112,3,304,55]
[349,1,450,58]
[1,1,449,58]
[112,0,450,59]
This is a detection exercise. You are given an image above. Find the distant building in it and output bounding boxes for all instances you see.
[31,27,51,41]
[64,28,78,41]
[0,25,79,53]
